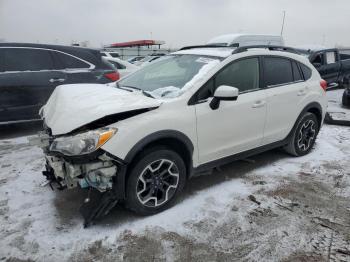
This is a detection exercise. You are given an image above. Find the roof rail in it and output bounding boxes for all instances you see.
[179,44,229,51]
[232,45,300,54]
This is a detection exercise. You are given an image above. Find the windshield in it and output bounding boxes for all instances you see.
[118,55,221,98]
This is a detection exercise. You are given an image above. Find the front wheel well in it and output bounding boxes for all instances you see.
[127,137,193,179]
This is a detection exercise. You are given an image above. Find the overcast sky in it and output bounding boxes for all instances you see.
[0,0,349,49]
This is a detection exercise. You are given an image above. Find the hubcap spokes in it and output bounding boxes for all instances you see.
[297,119,316,151]
[136,159,179,207]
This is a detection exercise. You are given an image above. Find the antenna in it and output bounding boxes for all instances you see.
[280,10,286,36]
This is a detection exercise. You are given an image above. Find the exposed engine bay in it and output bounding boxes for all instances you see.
[44,154,117,192]
[30,129,122,227]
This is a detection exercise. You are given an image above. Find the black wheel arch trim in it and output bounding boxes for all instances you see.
[113,130,194,200]
[124,130,194,164]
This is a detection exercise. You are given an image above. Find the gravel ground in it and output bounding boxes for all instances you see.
[0,91,349,262]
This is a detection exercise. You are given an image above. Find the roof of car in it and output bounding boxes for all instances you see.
[0,42,103,65]
[173,46,311,66]
[0,42,99,53]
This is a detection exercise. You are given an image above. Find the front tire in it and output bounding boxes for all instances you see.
[284,112,319,156]
[125,147,186,215]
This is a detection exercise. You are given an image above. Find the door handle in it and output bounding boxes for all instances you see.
[252,100,266,108]
[49,78,65,83]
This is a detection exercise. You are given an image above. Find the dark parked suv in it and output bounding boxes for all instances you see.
[0,43,119,125]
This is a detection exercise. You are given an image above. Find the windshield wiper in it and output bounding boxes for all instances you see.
[142,91,156,98]
[117,83,155,98]
[121,85,142,91]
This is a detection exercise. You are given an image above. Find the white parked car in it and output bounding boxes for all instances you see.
[134,55,163,66]
[100,51,120,58]
[207,34,284,47]
[127,56,145,64]
[103,57,138,78]
[37,45,327,225]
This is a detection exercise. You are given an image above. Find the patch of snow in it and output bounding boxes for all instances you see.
[327,89,350,120]
[174,48,233,58]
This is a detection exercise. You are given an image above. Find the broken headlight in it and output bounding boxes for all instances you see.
[50,128,117,156]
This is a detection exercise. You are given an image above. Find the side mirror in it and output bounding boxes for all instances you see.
[210,85,239,110]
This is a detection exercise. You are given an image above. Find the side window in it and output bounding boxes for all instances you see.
[292,61,303,82]
[0,48,54,72]
[215,58,260,93]
[264,57,293,87]
[325,51,336,64]
[299,63,312,80]
[54,52,90,69]
[311,53,324,65]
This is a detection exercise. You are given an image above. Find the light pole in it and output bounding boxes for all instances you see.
[280,10,286,36]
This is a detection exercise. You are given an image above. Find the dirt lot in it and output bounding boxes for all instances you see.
[0,92,350,261]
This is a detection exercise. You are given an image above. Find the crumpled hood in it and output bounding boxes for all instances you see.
[42,84,161,135]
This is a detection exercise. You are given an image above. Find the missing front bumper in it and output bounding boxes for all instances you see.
[44,154,118,192]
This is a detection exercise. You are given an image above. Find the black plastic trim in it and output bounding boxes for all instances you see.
[124,130,194,164]
[232,45,300,55]
[113,130,194,200]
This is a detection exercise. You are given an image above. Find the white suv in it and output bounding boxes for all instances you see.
[37,45,327,224]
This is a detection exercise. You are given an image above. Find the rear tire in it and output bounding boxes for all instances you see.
[125,147,186,215]
[284,112,319,156]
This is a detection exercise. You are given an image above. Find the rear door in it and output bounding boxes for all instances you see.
[0,47,67,123]
[262,56,308,144]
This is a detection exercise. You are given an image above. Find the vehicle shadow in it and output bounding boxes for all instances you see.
[97,149,287,228]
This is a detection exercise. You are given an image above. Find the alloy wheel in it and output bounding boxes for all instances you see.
[297,119,316,151]
[136,159,179,207]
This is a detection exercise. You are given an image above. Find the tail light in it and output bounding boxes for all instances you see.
[104,71,120,82]
[320,79,327,91]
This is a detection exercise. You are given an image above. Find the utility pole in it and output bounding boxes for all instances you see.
[280,10,286,36]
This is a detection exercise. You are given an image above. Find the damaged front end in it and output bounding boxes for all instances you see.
[44,154,117,192]
[31,127,125,227]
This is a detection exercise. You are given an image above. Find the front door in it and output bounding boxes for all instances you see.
[194,57,267,165]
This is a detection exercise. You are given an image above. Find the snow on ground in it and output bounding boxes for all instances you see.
[327,89,350,121]
[0,95,350,261]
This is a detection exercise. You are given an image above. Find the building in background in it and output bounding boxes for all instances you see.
[103,40,175,60]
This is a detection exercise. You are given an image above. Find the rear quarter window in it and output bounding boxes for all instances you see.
[53,52,91,69]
